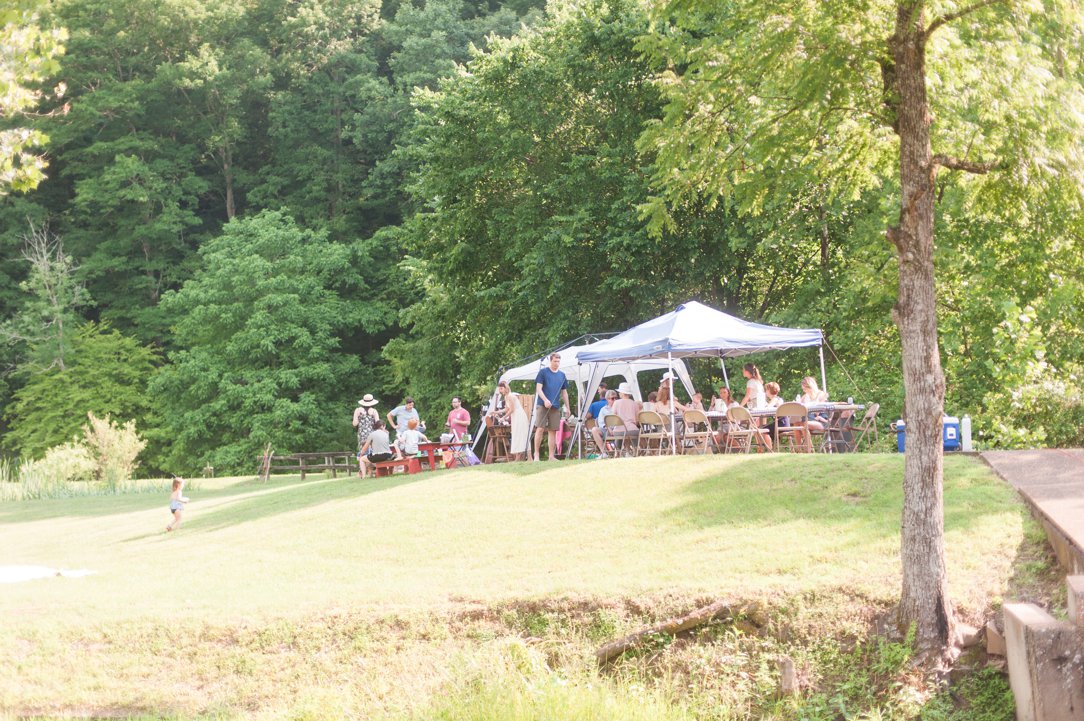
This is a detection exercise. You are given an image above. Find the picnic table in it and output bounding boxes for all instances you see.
[705,402,863,421]
[417,440,471,470]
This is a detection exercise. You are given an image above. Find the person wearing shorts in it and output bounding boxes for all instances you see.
[533,352,569,461]
[359,420,395,478]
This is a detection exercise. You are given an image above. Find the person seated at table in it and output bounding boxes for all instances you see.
[396,418,430,457]
[446,395,471,441]
[765,382,785,410]
[585,382,609,422]
[740,363,767,409]
[689,392,705,412]
[589,390,618,458]
[762,381,785,439]
[656,373,687,417]
[611,383,642,436]
[641,391,659,414]
[799,376,829,405]
[359,420,395,479]
[799,376,830,433]
[710,386,738,412]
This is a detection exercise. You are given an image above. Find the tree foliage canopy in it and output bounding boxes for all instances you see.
[149,210,367,473]
[4,322,158,458]
[0,0,1081,477]
[0,0,66,194]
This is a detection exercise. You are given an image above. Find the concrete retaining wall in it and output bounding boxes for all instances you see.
[1004,578,1084,721]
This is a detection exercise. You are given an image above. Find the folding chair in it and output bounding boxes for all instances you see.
[826,403,880,452]
[682,409,714,454]
[602,413,636,457]
[774,402,813,453]
[636,410,669,456]
[724,406,771,453]
[584,417,602,456]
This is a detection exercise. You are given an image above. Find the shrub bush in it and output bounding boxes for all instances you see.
[82,412,147,484]
[979,361,1084,448]
[36,442,97,483]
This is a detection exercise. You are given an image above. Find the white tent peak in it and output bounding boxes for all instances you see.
[578,301,822,362]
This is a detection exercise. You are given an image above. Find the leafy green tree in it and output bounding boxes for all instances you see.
[392,0,858,408]
[32,0,225,343]
[248,0,383,236]
[347,0,538,233]
[164,38,272,221]
[638,0,1084,655]
[1,220,90,373]
[4,322,159,458]
[150,210,366,473]
[0,0,66,194]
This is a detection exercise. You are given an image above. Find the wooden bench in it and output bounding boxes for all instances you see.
[263,452,358,480]
[370,456,421,477]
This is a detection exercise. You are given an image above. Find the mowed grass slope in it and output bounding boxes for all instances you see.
[2,455,1022,623]
[0,454,1031,718]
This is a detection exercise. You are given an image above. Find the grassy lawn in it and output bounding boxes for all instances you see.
[0,454,1039,719]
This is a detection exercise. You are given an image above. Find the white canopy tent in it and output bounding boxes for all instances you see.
[577,301,825,454]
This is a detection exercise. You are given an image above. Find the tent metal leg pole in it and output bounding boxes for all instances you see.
[576,362,583,459]
[819,345,828,396]
[668,353,677,456]
[720,358,730,390]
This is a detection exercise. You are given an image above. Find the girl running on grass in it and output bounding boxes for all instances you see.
[166,477,190,532]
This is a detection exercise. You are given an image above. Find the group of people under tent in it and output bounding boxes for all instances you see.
[484,352,835,460]
[350,393,472,478]
[353,353,838,468]
[580,362,833,454]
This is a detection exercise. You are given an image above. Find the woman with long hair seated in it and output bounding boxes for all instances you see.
[799,375,830,434]
[740,363,766,409]
[655,373,687,419]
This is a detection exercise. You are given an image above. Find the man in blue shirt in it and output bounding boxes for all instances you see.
[586,382,609,423]
[533,352,569,461]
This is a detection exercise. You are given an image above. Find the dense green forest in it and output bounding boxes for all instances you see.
[2,0,1082,474]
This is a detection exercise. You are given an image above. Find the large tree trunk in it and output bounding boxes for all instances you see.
[889,1,954,658]
[222,143,236,221]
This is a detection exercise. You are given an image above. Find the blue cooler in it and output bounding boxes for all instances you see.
[894,418,961,452]
[943,416,961,451]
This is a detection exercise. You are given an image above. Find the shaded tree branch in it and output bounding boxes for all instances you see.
[932,154,999,173]
[926,0,1006,38]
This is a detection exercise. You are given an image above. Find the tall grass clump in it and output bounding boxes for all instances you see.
[0,455,174,502]
[402,640,693,721]
[0,457,66,500]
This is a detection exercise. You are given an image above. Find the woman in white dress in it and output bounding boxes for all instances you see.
[507,391,530,460]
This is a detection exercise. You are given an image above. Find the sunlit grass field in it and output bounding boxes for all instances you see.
[0,454,1032,719]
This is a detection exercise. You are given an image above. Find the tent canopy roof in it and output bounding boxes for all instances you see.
[499,344,683,385]
[496,341,695,407]
[578,301,822,362]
